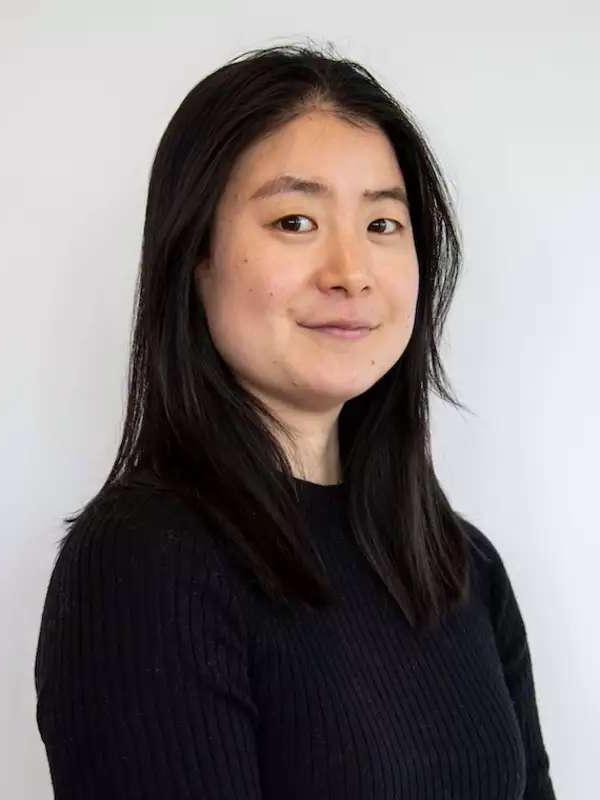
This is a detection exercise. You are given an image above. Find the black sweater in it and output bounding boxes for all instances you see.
[34,477,556,799]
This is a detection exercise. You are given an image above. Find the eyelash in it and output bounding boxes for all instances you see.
[270,215,404,235]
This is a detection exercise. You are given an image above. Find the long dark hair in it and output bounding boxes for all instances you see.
[61,40,479,632]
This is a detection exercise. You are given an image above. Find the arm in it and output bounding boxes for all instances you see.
[34,487,263,799]
[487,534,557,800]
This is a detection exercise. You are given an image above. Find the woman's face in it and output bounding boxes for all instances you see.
[194,109,419,418]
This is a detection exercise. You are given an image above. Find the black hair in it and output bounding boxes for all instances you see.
[61,39,479,633]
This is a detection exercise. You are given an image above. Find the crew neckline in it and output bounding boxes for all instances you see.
[292,476,344,490]
[291,476,346,506]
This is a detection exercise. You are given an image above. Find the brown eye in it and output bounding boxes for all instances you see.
[272,215,315,233]
[368,218,403,234]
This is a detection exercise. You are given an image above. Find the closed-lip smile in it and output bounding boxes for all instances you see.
[299,317,375,330]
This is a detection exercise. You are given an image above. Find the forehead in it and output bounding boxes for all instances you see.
[226,112,405,201]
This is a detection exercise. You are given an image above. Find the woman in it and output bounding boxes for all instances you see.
[34,42,556,798]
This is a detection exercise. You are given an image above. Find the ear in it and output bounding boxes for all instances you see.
[193,257,211,300]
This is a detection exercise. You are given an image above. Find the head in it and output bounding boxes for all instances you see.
[81,41,473,630]
[193,107,420,479]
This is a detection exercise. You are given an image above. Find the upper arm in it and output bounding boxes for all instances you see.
[34,487,263,799]
[464,520,557,799]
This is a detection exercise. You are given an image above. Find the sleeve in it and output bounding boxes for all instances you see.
[486,534,557,800]
[34,488,263,799]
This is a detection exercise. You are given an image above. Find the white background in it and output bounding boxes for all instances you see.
[2,2,598,797]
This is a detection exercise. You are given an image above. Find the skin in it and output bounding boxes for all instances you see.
[194,108,420,485]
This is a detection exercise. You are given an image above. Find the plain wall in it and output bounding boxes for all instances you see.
[2,2,598,797]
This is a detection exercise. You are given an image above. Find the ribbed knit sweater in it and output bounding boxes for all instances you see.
[34,477,556,799]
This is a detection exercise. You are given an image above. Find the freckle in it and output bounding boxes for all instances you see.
[243,257,248,263]
[370,360,375,365]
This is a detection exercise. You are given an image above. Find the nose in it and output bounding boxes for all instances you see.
[319,231,372,295]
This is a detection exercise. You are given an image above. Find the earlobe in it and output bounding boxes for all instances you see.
[193,258,211,295]
[194,256,210,274]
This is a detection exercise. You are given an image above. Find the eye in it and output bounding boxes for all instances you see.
[271,214,316,233]
[270,215,404,234]
[368,218,404,234]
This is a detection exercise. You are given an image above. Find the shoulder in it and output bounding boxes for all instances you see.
[458,515,513,604]
[59,481,221,559]
[458,515,504,571]
[458,515,527,638]
[51,481,253,616]
[35,480,259,721]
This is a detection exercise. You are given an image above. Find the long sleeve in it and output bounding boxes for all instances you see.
[487,535,557,800]
[34,486,263,799]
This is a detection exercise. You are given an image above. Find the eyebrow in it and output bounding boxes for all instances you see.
[248,174,409,208]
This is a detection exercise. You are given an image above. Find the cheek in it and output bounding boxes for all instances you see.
[211,256,294,347]
[233,254,297,319]
[387,263,419,328]
[406,273,420,326]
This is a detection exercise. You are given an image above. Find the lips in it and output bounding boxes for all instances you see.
[299,324,373,340]
[300,319,373,330]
